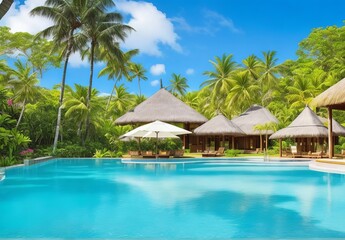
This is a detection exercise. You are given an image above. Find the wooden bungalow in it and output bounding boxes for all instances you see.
[115,88,208,150]
[312,77,345,157]
[193,114,245,152]
[231,105,279,152]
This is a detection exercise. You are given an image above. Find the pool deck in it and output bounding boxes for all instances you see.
[309,159,345,175]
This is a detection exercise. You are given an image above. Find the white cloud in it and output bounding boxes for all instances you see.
[150,64,166,76]
[150,80,160,87]
[98,92,111,97]
[203,10,240,33]
[68,52,89,68]
[116,0,182,56]
[186,68,195,75]
[1,0,53,34]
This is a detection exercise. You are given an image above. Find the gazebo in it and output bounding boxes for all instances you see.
[270,106,329,157]
[193,114,245,151]
[231,105,279,151]
[312,77,345,157]
[115,88,207,150]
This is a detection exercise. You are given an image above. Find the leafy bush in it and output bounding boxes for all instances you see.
[225,149,243,157]
[335,145,343,154]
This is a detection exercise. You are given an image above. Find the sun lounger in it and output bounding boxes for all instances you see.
[290,146,302,158]
[158,150,170,158]
[173,149,185,158]
[202,147,225,157]
[128,151,141,158]
[142,151,155,158]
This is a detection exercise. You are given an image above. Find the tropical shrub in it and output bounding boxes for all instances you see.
[225,149,243,157]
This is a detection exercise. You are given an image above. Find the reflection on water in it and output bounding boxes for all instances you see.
[1,159,345,238]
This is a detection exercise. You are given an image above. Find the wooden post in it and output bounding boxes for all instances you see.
[265,134,268,151]
[260,135,263,152]
[328,107,334,158]
[232,136,235,149]
[279,138,282,157]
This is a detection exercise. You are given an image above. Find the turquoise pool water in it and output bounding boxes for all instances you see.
[1,158,345,238]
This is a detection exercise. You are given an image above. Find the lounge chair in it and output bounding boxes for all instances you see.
[173,149,185,158]
[142,151,155,158]
[158,150,170,158]
[306,151,322,159]
[290,146,302,158]
[128,150,141,158]
[202,147,225,157]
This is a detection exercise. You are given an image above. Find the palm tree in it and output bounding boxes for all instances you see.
[226,71,260,115]
[30,0,102,152]
[167,73,189,96]
[258,51,282,105]
[202,54,238,111]
[108,84,134,117]
[63,84,104,141]
[242,54,263,80]
[286,75,314,109]
[78,5,133,141]
[129,63,147,96]
[98,49,139,109]
[0,0,13,20]
[8,61,39,128]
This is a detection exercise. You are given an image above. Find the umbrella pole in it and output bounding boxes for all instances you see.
[155,131,158,159]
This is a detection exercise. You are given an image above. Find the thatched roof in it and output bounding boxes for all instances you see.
[115,88,207,124]
[231,105,279,135]
[312,78,345,110]
[194,114,245,136]
[270,106,328,139]
[318,116,345,137]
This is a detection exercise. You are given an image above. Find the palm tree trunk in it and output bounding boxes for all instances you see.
[138,77,141,96]
[16,98,26,128]
[85,41,95,144]
[106,79,118,110]
[53,29,74,153]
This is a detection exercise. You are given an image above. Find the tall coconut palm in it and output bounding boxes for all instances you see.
[78,7,133,141]
[167,73,189,96]
[201,54,238,110]
[129,63,147,96]
[98,49,138,109]
[0,0,13,20]
[30,0,107,152]
[258,51,282,105]
[8,61,40,128]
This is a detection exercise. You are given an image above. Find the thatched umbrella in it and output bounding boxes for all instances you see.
[312,77,345,157]
[194,114,245,149]
[312,78,345,110]
[115,88,207,124]
[270,106,329,157]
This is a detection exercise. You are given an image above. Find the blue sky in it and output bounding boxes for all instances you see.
[2,0,345,97]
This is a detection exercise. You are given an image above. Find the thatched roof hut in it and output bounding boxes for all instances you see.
[194,114,245,136]
[312,78,345,110]
[270,106,328,139]
[231,105,279,135]
[318,117,345,137]
[115,88,207,124]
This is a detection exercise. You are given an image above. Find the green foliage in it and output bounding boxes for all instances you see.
[93,148,117,158]
[225,149,243,157]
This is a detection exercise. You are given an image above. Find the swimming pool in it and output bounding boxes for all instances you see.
[1,158,345,238]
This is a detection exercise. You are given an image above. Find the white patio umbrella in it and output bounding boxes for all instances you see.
[121,120,191,157]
